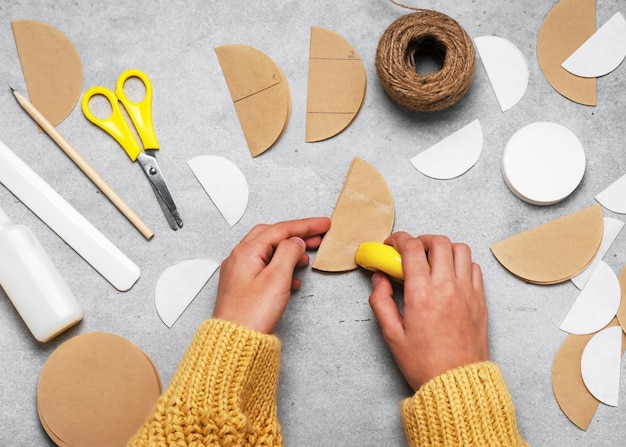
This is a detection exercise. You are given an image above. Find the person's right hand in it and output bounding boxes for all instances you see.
[212,217,331,334]
[368,233,489,391]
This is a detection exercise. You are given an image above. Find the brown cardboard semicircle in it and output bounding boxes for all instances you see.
[11,20,83,127]
[490,204,603,284]
[536,0,596,106]
[306,26,367,142]
[313,157,394,272]
[552,319,626,430]
[215,44,291,157]
[552,332,599,430]
[37,332,161,447]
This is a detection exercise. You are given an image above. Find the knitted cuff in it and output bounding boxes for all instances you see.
[127,319,282,446]
[401,362,526,447]
[181,319,282,428]
[185,318,282,400]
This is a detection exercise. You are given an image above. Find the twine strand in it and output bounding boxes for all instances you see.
[375,9,476,112]
[388,0,423,12]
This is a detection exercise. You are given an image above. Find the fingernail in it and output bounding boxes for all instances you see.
[371,272,383,286]
[290,236,306,248]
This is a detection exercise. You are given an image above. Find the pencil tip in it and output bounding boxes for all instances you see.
[8,86,14,93]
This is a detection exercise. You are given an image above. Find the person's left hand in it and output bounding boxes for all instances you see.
[212,217,331,334]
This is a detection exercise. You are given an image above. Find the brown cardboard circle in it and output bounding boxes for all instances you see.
[215,44,291,157]
[536,0,596,105]
[11,20,83,127]
[305,26,367,142]
[37,332,161,447]
[490,205,603,284]
[37,399,70,447]
[313,158,394,272]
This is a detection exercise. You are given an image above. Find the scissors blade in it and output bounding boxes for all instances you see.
[136,152,183,230]
[148,180,183,230]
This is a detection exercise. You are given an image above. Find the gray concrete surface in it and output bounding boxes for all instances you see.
[0,0,625,445]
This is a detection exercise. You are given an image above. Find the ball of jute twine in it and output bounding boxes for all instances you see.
[375,8,476,112]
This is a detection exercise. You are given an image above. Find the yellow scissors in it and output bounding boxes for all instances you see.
[81,68,183,230]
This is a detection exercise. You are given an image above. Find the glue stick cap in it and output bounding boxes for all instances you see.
[0,205,11,226]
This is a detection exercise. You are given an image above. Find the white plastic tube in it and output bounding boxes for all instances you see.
[0,139,140,291]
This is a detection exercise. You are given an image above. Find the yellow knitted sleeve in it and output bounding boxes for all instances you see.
[401,362,528,447]
[126,319,283,447]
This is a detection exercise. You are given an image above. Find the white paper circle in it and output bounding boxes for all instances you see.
[597,174,626,214]
[560,261,621,335]
[155,258,219,328]
[581,326,623,407]
[475,36,529,112]
[571,218,624,290]
[562,12,626,78]
[502,122,585,205]
[188,155,249,227]
[410,119,483,179]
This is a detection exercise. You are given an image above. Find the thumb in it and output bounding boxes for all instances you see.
[369,272,403,336]
[265,237,307,281]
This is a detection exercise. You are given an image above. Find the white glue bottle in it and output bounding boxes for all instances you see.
[0,206,83,342]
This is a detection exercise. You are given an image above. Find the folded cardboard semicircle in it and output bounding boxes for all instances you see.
[215,44,291,157]
[313,157,394,272]
[490,204,603,284]
[11,20,83,127]
[305,26,367,142]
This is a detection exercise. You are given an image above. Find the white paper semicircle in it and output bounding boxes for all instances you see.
[410,119,483,180]
[188,155,249,226]
[475,36,529,111]
[155,258,220,328]
[597,173,626,213]
[571,218,624,289]
[560,261,621,335]
[562,12,626,78]
[581,325,623,407]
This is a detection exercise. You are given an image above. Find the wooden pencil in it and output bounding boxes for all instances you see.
[11,88,155,240]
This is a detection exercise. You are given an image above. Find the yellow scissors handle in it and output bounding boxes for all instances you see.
[115,69,159,150]
[82,86,143,161]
